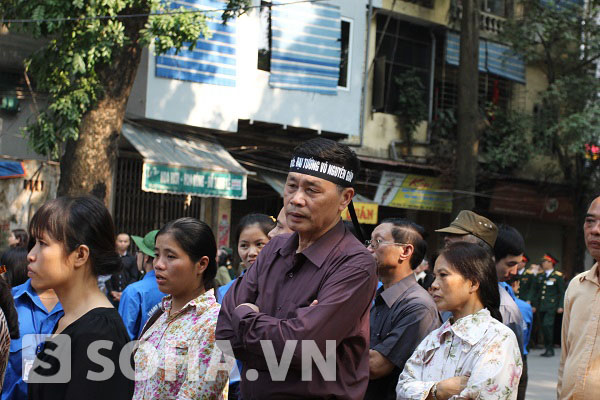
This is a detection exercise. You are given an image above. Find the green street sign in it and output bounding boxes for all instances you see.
[142,163,246,200]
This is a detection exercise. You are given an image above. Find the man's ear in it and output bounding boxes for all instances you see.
[338,187,355,212]
[397,244,414,263]
[72,245,90,269]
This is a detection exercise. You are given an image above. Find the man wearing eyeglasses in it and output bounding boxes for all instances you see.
[364,219,440,400]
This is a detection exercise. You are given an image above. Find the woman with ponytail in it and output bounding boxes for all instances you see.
[26,197,133,400]
[396,242,522,400]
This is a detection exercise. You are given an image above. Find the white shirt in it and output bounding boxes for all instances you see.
[396,308,522,400]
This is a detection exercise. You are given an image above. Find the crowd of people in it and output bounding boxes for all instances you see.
[0,137,596,399]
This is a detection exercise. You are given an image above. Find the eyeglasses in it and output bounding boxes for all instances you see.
[365,239,409,249]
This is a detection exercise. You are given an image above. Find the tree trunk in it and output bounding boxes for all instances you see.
[453,0,481,216]
[57,14,148,206]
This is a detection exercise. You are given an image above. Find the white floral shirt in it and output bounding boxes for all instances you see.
[133,289,231,400]
[396,308,522,400]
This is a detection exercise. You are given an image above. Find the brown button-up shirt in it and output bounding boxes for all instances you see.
[216,221,378,399]
[558,262,600,399]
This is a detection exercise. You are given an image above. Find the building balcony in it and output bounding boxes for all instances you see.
[451,5,506,36]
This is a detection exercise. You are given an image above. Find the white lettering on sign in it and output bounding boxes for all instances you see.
[215,177,228,190]
[193,174,205,188]
[184,174,193,187]
[160,171,170,184]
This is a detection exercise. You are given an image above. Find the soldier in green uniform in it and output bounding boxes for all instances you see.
[534,253,566,357]
[516,254,536,302]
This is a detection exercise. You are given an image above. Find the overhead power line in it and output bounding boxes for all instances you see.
[1,0,327,24]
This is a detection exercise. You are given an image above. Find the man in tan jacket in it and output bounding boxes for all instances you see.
[558,195,600,399]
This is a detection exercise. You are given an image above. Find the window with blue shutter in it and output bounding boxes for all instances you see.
[267,0,342,95]
[155,0,237,87]
[445,31,525,84]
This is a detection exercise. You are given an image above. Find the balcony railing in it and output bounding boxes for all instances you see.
[452,6,506,35]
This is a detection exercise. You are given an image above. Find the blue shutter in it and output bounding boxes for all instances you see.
[155,0,237,87]
[0,161,25,179]
[269,0,341,95]
[445,31,487,72]
[486,40,526,84]
[445,31,525,84]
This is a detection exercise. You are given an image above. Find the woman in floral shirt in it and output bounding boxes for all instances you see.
[134,218,232,399]
[397,242,522,400]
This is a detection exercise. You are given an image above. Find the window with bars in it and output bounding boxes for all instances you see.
[434,65,514,114]
[372,14,432,114]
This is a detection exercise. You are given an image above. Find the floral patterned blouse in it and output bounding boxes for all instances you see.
[0,308,11,392]
[133,289,229,400]
[396,308,522,400]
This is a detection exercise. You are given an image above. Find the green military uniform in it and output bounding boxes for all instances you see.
[534,269,565,356]
[517,268,537,302]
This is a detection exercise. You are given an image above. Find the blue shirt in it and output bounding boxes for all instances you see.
[216,278,235,304]
[216,277,241,385]
[117,270,165,340]
[2,280,64,400]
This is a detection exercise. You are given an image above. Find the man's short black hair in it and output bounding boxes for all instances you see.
[494,224,525,261]
[381,218,427,270]
[292,138,360,188]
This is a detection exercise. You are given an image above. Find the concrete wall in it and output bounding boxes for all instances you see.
[0,159,59,247]
[0,98,48,161]
[127,0,368,137]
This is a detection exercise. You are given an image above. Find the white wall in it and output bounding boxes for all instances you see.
[127,0,367,137]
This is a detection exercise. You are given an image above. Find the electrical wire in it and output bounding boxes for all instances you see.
[234,158,544,203]
[1,0,328,24]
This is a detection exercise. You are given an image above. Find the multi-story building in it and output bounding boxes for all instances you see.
[0,0,582,274]
[123,0,578,273]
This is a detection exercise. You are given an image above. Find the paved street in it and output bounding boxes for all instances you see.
[526,348,561,399]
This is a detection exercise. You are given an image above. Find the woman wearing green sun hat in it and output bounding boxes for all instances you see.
[118,230,165,340]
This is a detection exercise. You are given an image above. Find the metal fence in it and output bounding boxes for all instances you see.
[113,155,206,237]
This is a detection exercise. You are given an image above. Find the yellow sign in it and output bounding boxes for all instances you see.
[342,202,379,225]
[374,171,452,213]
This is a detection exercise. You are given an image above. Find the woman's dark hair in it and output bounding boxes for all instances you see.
[1,247,29,287]
[28,196,121,276]
[440,242,502,322]
[0,277,19,339]
[381,218,428,270]
[494,224,525,261]
[235,214,276,243]
[11,229,28,248]
[157,218,217,290]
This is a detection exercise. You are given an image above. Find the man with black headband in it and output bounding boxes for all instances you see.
[216,138,378,399]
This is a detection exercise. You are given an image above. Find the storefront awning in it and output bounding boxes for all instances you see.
[0,160,25,179]
[122,123,249,200]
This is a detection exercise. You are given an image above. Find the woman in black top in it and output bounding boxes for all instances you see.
[26,196,133,400]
